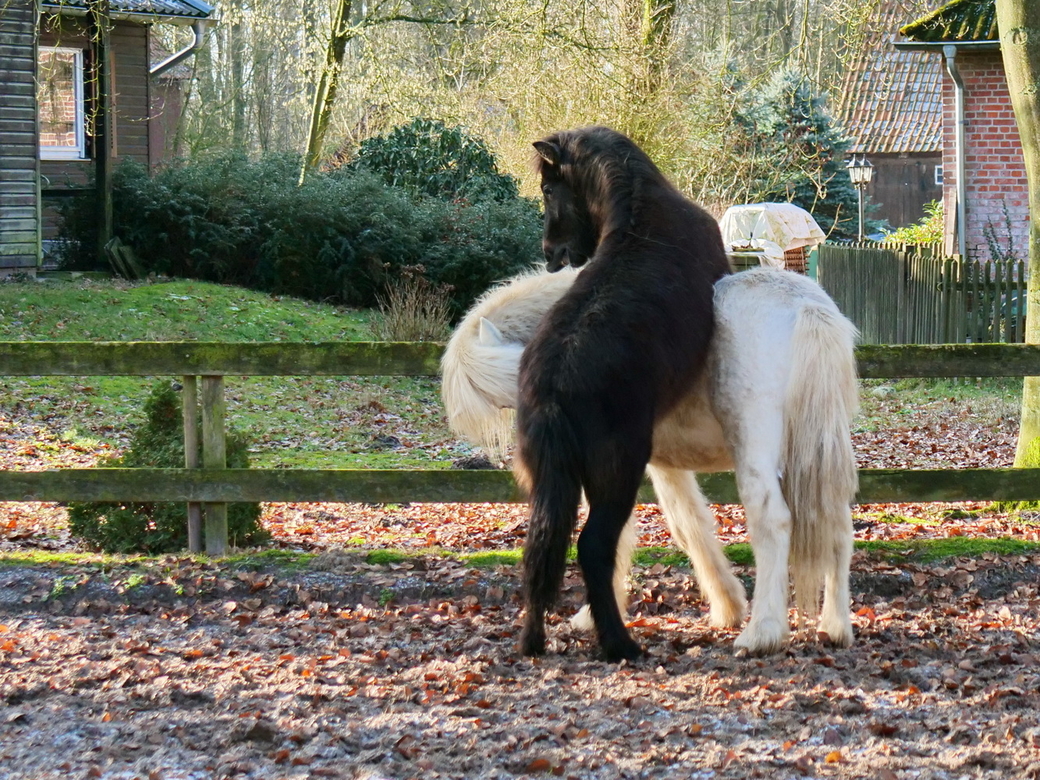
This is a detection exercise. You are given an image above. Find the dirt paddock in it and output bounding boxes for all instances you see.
[1,545,1038,780]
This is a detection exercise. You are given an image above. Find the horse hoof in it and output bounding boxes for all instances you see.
[570,605,595,632]
[818,619,854,648]
[602,638,644,663]
[519,626,547,657]
[734,621,788,656]
[707,595,748,629]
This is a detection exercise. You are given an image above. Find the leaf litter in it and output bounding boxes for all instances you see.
[2,387,1040,778]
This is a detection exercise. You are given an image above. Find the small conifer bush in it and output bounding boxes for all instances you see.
[68,381,267,554]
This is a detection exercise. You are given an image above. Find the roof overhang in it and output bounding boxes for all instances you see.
[40,0,216,26]
[893,39,1000,53]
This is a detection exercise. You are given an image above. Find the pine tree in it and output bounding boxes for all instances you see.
[758,71,863,240]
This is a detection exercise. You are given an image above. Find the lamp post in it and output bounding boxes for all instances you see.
[846,155,874,242]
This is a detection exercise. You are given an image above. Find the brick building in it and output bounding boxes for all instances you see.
[897,0,1029,262]
[0,0,216,275]
[835,1,943,231]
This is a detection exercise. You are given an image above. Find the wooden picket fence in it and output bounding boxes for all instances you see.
[817,243,1027,345]
[2,341,1040,555]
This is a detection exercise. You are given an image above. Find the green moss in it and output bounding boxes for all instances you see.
[724,543,755,566]
[366,549,410,565]
[224,549,314,570]
[462,550,522,568]
[857,536,1040,563]
[0,550,137,568]
[632,547,690,568]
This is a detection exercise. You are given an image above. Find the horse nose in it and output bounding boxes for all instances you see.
[546,245,569,272]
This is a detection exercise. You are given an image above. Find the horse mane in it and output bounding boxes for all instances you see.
[533,126,677,242]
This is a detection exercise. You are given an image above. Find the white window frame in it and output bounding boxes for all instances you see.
[934,165,944,187]
[38,46,86,161]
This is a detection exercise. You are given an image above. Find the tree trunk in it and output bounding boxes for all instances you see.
[997,0,1040,466]
[230,16,247,149]
[640,0,676,92]
[299,0,353,185]
[87,0,113,261]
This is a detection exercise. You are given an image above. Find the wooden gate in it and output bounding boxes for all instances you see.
[817,243,1026,345]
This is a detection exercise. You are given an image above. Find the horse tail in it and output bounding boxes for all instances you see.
[516,401,584,622]
[441,268,579,453]
[782,303,859,619]
[441,318,524,453]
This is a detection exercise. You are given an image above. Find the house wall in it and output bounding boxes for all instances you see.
[39,16,152,243]
[866,153,943,230]
[149,78,184,164]
[941,51,1030,261]
[0,0,40,272]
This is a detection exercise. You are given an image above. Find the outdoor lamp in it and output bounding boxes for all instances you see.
[846,155,874,241]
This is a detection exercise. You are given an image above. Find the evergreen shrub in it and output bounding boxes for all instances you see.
[348,118,521,203]
[57,123,542,315]
[67,382,267,554]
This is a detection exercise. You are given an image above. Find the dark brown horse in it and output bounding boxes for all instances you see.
[517,126,732,661]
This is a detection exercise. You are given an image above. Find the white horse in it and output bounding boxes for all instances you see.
[441,266,859,655]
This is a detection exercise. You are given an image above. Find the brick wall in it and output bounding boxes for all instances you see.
[941,51,1029,261]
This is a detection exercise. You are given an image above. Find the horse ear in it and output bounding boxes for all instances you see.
[533,140,560,167]
[478,317,506,347]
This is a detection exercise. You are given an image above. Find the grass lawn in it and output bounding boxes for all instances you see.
[0,277,465,469]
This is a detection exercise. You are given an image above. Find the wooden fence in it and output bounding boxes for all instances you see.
[817,243,1027,345]
[2,341,1040,555]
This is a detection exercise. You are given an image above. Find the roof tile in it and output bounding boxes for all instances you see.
[836,1,943,155]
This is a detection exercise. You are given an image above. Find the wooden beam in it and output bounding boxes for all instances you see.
[182,376,202,553]
[1,342,1040,378]
[201,376,227,555]
[0,341,444,376]
[854,343,1040,378]
[3,467,1040,505]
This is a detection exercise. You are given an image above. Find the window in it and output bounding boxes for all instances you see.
[934,165,944,186]
[38,47,86,160]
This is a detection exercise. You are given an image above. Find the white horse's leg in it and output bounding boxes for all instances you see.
[571,514,636,631]
[647,464,746,628]
[728,418,793,655]
[817,505,854,646]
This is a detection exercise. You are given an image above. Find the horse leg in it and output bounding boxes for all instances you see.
[571,514,636,632]
[817,504,854,647]
[647,464,747,628]
[579,447,648,662]
[728,411,793,655]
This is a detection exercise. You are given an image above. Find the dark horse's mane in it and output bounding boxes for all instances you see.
[533,125,669,245]
[517,126,732,661]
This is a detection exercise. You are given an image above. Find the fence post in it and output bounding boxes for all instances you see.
[202,375,228,555]
[183,376,202,553]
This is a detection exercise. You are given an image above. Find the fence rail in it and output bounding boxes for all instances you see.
[2,341,1038,555]
[817,243,1026,345]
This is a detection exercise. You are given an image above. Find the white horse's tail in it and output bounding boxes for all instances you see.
[783,303,860,620]
[441,316,523,452]
[440,268,578,452]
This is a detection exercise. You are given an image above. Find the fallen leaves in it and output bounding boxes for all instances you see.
[1,374,1038,777]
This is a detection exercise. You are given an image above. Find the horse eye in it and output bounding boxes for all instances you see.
[541,184,553,197]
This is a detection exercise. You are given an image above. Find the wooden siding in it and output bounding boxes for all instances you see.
[0,0,41,270]
[865,153,943,229]
[39,17,152,242]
